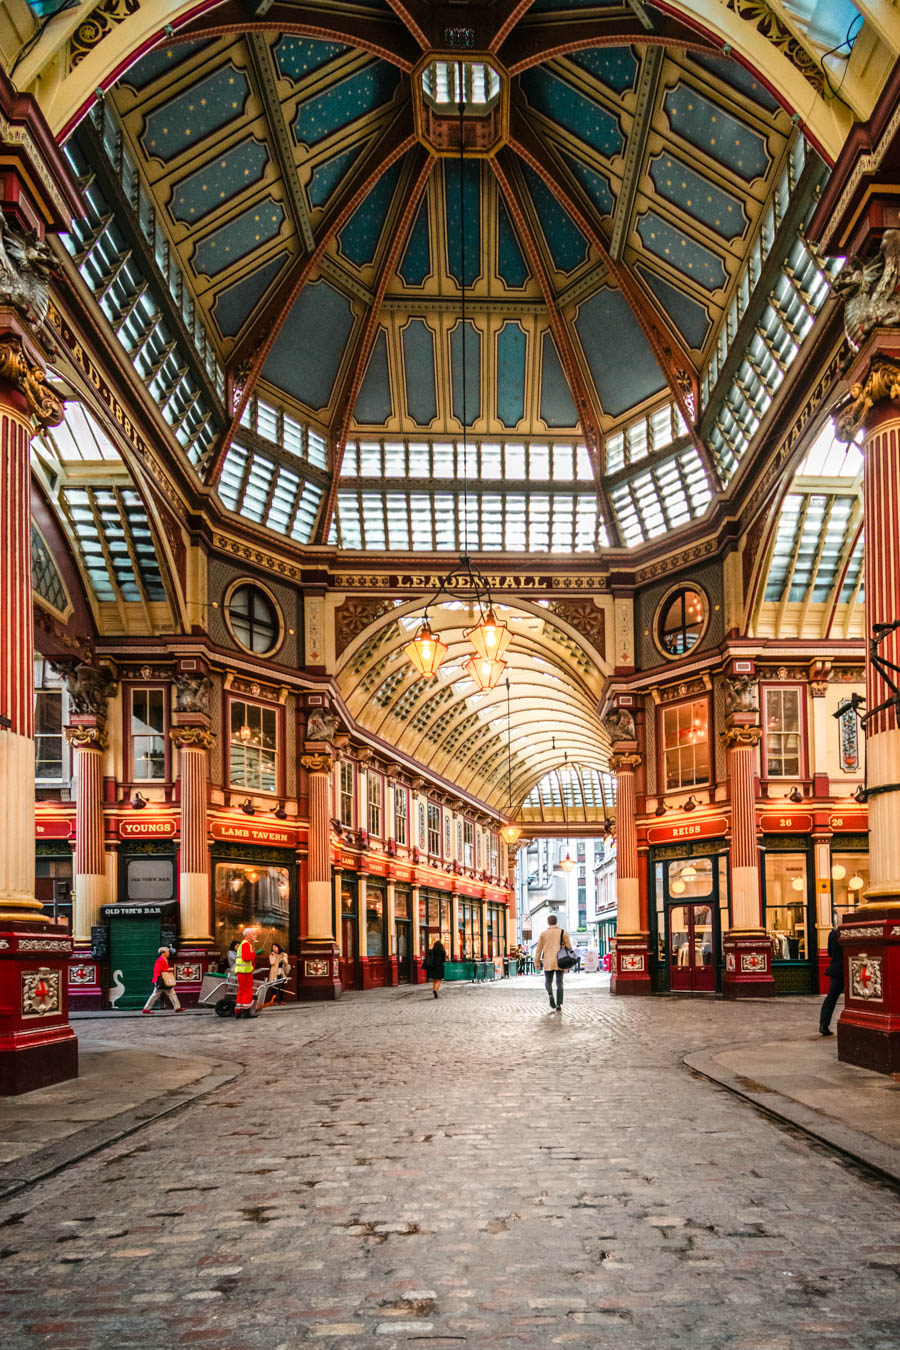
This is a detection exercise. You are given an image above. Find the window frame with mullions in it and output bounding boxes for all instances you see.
[654,583,709,660]
[224,579,284,657]
[127,683,169,783]
[658,695,712,793]
[762,683,806,781]
[227,697,280,795]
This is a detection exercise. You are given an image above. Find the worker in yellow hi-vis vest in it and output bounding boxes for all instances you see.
[234,924,259,1018]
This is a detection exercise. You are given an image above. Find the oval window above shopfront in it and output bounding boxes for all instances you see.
[656,585,708,658]
[225,581,283,656]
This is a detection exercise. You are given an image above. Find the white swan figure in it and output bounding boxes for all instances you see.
[108,968,125,1009]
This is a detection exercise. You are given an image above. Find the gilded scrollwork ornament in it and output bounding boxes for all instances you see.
[833,355,900,443]
[65,724,108,751]
[720,725,762,749]
[301,752,334,774]
[0,336,63,430]
[170,725,216,751]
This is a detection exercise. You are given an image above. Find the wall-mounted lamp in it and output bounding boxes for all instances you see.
[131,792,148,810]
[654,800,670,817]
[786,785,804,804]
[682,796,698,812]
[240,798,255,816]
[274,803,288,820]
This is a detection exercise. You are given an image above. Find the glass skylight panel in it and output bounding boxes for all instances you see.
[840,530,864,603]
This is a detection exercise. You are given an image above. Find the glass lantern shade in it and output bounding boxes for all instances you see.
[466,608,512,663]
[464,652,507,690]
[500,823,522,846]
[405,621,448,678]
[831,863,847,880]
[559,853,575,873]
[849,874,865,890]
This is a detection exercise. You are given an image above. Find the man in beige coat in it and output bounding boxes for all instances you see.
[534,914,571,1012]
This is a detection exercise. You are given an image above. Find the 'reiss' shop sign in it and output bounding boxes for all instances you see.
[210,820,298,848]
[646,815,728,845]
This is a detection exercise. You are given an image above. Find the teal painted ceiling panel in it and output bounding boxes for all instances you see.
[399,200,431,286]
[121,39,212,90]
[170,138,269,224]
[687,52,781,112]
[561,150,614,217]
[647,153,747,241]
[497,197,530,288]
[355,327,392,424]
[522,164,589,274]
[450,319,481,427]
[635,263,712,350]
[636,210,728,291]
[141,63,251,163]
[444,160,481,289]
[519,68,624,159]
[575,288,665,417]
[192,198,285,276]
[338,158,404,268]
[307,142,366,209]
[292,60,402,148]
[402,319,437,424]
[263,279,355,410]
[496,322,527,428]
[569,46,638,94]
[539,331,579,427]
[663,83,770,183]
[274,36,348,83]
[211,249,289,337]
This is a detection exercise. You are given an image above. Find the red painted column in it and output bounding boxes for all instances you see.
[298,751,341,1000]
[609,748,651,994]
[170,714,216,1004]
[833,366,900,1073]
[721,720,775,997]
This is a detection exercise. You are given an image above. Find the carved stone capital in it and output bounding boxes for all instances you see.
[610,751,642,773]
[302,752,334,775]
[0,334,63,430]
[833,354,900,442]
[720,725,762,749]
[170,725,216,751]
[810,681,830,699]
[65,724,108,751]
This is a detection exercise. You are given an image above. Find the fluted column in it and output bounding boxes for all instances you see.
[171,724,214,942]
[299,750,341,1000]
[720,721,774,996]
[831,354,900,1071]
[66,727,107,941]
[609,748,650,993]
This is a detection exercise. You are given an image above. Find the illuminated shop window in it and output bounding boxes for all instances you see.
[764,853,808,961]
[830,853,869,922]
[229,701,277,793]
[763,686,803,778]
[661,698,709,792]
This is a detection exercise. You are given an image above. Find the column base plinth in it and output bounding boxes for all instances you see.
[297,940,342,1001]
[173,943,218,1007]
[837,906,900,1075]
[413,958,428,984]
[610,935,652,995]
[0,924,78,1095]
[68,944,104,1011]
[722,932,776,998]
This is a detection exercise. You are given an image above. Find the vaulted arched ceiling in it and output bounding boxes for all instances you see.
[335,598,611,810]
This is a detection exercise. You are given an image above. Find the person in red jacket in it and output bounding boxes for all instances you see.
[142,946,182,1014]
[234,925,260,1018]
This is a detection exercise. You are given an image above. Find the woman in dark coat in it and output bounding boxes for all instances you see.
[819,922,844,1036]
[425,938,446,999]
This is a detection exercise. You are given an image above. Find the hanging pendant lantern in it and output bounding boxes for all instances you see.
[559,852,575,874]
[467,607,512,663]
[404,619,448,678]
[464,652,507,691]
[500,822,522,846]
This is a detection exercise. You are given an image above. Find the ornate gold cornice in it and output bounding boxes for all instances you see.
[301,752,334,774]
[0,335,63,430]
[65,724,107,750]
[720,725,762,749]
[170,726,216,751]
[610,752,642,772]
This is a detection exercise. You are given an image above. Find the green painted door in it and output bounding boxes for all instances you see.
[109,917,160,1009]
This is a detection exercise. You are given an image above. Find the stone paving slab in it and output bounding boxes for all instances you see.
[685,1030,900,1185]
[1,983,898,1350]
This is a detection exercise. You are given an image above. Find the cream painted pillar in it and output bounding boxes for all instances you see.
[333,868,343,954]
[609,747,649,994]
[451,892,460,960]
[813,832,833,983]
[67,726,109,941]
[171,720,214,942]
[721,717,774,996]
[299,750,341,1000]
[411,883,421,963]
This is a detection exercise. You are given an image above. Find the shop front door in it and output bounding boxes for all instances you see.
[396,920,411,983]
[668,902,716,993]
[340,916,357,990]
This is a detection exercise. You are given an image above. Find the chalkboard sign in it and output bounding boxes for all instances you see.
[161,926,177,951]
[91,924,109,960]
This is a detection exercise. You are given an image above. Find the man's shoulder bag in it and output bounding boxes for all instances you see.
[556,932,577,970]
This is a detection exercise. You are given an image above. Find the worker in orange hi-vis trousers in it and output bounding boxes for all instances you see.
[234,924,260,1019]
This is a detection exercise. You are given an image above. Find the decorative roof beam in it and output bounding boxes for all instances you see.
[315,149,436,545]
[172,2,421,70]
[508,111,713,485]
[207,107,416,485]
[498,11,716,74]
[246,33,315,253]
[490,151,622,546]
[609,46,663,263]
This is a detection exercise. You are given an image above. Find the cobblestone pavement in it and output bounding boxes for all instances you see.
[2,980,898,1350]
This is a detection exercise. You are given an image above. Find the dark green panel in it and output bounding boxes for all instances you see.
[211,250,288,337]
[338,159,403,268]
[496,321,526,428]
[497,198,529,288]
[355,327,392,424]
[401,319,437,425]
[170,138,269,225]
[540,331,578,427]
[141,63,251,163]
[399,200,431,286]
[444,160,481,289]
[450,319,481,427]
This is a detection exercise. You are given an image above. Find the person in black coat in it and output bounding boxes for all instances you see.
[424,939,446,999]
[819,922,844,1036]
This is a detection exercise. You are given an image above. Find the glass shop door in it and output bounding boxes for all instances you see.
[665,856,719,994]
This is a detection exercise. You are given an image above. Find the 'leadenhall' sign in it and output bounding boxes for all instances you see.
[210,820,298,847]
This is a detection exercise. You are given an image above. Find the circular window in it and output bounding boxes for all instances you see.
[655,586,708,658]
[225,582,282,656]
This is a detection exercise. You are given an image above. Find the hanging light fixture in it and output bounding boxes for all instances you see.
[849,873,865,890]
[404,67,515,684]
[404,616,448,678]
[500,677,522,846]
[238,721,253,745]
[831,863,847,880]
[558,748,575,872]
